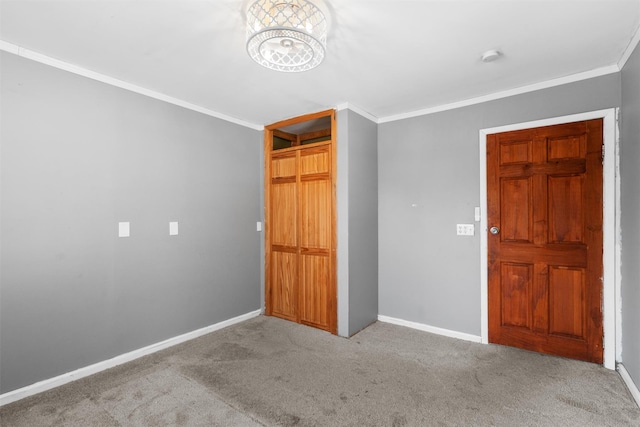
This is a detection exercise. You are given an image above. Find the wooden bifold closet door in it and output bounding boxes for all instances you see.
[264,110,337,334]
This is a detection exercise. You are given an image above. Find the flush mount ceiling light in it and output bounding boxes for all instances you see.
[246,0,328,72]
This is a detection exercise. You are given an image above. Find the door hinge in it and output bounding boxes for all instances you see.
[602,143,605,164]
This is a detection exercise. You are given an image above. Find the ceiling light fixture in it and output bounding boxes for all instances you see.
[246,0,328,72]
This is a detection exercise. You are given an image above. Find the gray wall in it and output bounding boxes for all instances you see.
[0,52,262,394]
[378,74,621,336]
[337,109,349,336]
[347,110,378,335]
[337,109,378,337]
[621,41,640,385]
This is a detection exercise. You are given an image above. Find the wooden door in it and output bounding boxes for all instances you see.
[487,119,603,363]
[270,151,298,322]
[298,147,333,329]
[265,110,337,334]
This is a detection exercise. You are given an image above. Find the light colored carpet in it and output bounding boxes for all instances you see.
[1,315,639,426]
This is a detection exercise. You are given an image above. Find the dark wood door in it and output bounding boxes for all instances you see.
[487,119,603,363]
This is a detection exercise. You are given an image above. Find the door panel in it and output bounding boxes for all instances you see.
[501,177,532,242]
[500,140,532,164]
[271,182,297,247]
[487,119,603,363]
[548,175,584,243]
[300,254,330,328]
[500,262,533,330]
[271,251,297,320]
[548,135,585,160]
[300,148,330,175]
[272,154,297,178]
[300,179,331,250]
[548,267,585,339]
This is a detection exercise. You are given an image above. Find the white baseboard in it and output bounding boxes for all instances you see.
[618,363,640,408]
[377,315,482,343]
[0,309,261,407]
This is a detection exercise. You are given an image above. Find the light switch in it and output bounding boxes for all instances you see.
[169,221,179,236]
[118,222,130,237]
[257,221,262,232]
[457,224,475,236]
[475,207,481,222]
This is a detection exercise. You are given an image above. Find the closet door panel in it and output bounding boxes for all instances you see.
[300,147,330,175]
[300,254,330,329]
[271,182,297,247]
[300,179,331,251]
[271,251,297,321]
[272,154,296,178]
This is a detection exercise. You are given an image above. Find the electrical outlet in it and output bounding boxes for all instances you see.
[457,224,475,236]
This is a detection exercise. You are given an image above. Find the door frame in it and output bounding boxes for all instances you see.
[479,108,620,369]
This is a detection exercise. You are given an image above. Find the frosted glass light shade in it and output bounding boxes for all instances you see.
[246,0,327,72]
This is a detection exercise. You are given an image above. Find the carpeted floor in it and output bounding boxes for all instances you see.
[1,315,639,426]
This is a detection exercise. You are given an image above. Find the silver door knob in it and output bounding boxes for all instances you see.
[490,226,500,235]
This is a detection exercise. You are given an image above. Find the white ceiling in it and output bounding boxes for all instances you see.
[1,0,639,127]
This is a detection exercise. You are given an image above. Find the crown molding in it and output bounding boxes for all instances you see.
[336,102,379,124]
[618,23,640,70]
[378,65,620,124]
[0,40,263,131]
[2,39,627,130]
